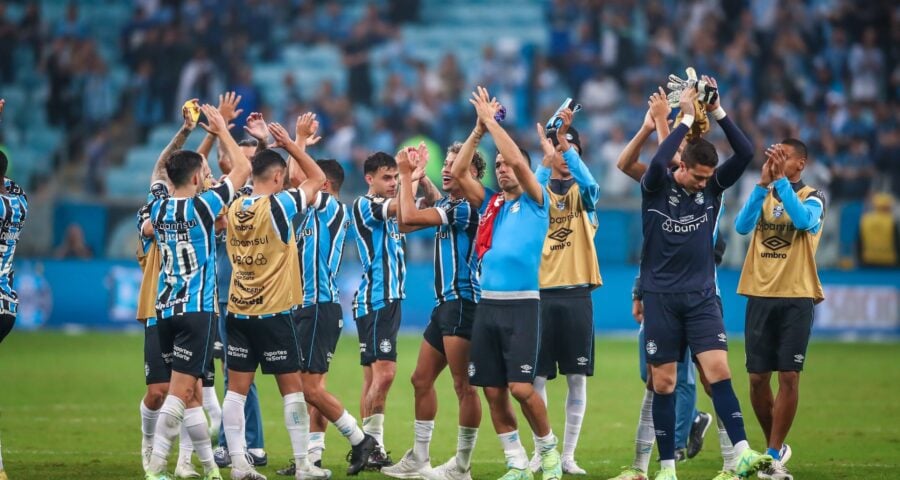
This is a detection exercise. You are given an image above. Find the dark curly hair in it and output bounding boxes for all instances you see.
[447,142,486,179]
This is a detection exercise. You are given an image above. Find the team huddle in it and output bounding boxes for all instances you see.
[0,69,825,480]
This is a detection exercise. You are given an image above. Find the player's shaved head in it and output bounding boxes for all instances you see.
[682,138,719,168]
[251,149,287,180]
[317,159,344,192]
[165,150,204,188]
[0,150,7,178]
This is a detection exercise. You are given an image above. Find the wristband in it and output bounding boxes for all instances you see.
[680,114,695,128]
[711,107,727,121]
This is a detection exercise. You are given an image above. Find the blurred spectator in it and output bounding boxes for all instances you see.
[831,136,875,201]
[84,127,110,194]
[857,193,899,267]
[18,2,45,62]
[848,27,885,102]
[54,2,87,39]
[0,3,16,83]
[175,47,223,116]
[343,23,374,106]
[54,224,93,259]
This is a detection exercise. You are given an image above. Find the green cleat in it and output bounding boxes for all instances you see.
[540,449,562,480]
[711,471,739,480]
[607,467,648,480]
[203,467,224,480]
[498,467,534,480]
[145,472,175,480]
[734,449,772,477]
[653,467,677,480]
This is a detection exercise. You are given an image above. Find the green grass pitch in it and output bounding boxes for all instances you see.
[0,333,897,479]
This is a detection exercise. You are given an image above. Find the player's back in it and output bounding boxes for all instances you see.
[351,194,406,316]
[433,195,482,304]
[0,183,28,310]
[151,181,233,317]
[297,193,350,306]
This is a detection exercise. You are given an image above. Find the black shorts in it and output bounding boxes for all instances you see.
[745,296,815,373]
[642,289,727,365]
[144,322,171,385]
[355,300,402,366]
[203,354,216,388]
[226,312,303,375]
[157,312,216,379]
[423,299,477,355]
[468,298,541,387]
[293,303,344,374]
[0,313,14,344]
[537,288,595,379]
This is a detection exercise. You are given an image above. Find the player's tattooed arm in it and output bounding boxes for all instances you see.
[152,99,198,184]
[271,115,325,203]
[396,148,443,231]
[199,104,251,190]
[452,110,488,209]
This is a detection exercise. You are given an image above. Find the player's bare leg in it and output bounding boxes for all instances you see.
[363,359,396,462]
[442,336,481,472]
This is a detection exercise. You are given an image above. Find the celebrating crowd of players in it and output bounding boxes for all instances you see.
[0,69,826,480]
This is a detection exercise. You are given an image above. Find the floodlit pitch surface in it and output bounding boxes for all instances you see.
[0,333,897,479]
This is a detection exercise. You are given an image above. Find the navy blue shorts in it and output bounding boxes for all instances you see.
[642,289,727,364]
[423,299,477,355]
[745,296,814,373]
[293,303,344,374]
[468,298,541,387]
[144,322,171,385]
[537,288,595,379]
[355,300,402,366]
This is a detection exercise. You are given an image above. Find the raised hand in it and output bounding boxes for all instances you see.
[295,113,322,147]
[766,144,787,181]
[411,142,429,180]
[396,148,414,176]
[679,87,698,117]
[556,108,574,151]
[198,104,228,136]
[701,75,720,112]
[536,123,556,163]
[468,86,500,123]
[649,87,671,121]
[182,98,200,130]
[243,112,269,142]
[217,91,244,123]
[268,122,293,148]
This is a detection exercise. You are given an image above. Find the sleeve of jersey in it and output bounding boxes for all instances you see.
[535,165,551,186]
[201,178,235,213]
[562,147,600,210]
[734,185,767,235]
[773,178,825,233]
[712,116,754,191]
[277,189,308,220]
[642,123,688,192]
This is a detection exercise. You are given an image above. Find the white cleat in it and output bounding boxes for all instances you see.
[141,437,153,472]
[757,460,792,480]
[779,444,792,465]
[175,459,202,479]
[562,457,587,475]
[296,460,333,479]
[422,456,472,480]
[528,451,542,473]
[382,449,430,479]
[230,467,267,480]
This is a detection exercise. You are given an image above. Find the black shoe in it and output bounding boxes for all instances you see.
[276,459,296,476]
[687,411,713,459]
[314,459,322,468]
[213,446,230,468]
[365,448,393,470]
[247,450,268,467]
[347,434,378,475]
[675,448,687,463]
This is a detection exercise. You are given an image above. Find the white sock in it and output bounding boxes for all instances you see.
[535,431,558,455]
[562,374,587,459]
[363,414,385,451]
[308,431,326,464]
[531,376,548,453]
[661,459,676,470]
[717,415,737,471]
[223,391,250,470]
[456,426,478,470]
[202,386,221,432]
[634,388,655,473]
[140,400,160,443]
[148,395,186,474]
[413,420,434,461]
[335,410,366,446]
[733,439,750,457]
[498,430,528,469]
[0,432,4,470]
[184,406,215,471]
[284,392,310,467]
[178,422,194,462]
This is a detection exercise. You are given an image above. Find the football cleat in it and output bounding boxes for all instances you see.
[213,446,230,468]
[346,434,378,476]
[757,461,792,480]
[528,451,542,473]
[381,449,429,478]
[735,449,772,477]
[229,466,267,480]
[422,456,472,480]
[562,456,587,475]
[687,412,713,459]
[145,472,175,480]
[540,449,562,480]
[498,467,534,480]
[175,459,202,478]
[295,461,333,479]
[607,467,648,480]
[205,468,225,480]
[779,444,792,465]
[652,467,677,480]
[711,471,739,480]
[365,448,394,470]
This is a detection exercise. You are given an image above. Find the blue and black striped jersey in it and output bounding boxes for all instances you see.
[150,179,235,317]
[297,192,350,307]
[351,195,406,317]
[0,179,28,315]
[432,195,483,305]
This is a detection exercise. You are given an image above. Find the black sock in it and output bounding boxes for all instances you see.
[651,391,676,461]
[710,379,748,445]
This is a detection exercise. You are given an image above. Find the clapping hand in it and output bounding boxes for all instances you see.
[295,112,322,148]
[243,112,269,142]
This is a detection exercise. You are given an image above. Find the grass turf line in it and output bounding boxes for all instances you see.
[0,333,897,479]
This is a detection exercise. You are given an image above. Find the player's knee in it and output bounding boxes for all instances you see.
[145,387,167,410]
[778,371,800,392]
[652,375,676,394]
[410,369,434,394]
[451,375,477,400]
[748,373,770,392]
[508,383,535,403]
[373,367,396,389]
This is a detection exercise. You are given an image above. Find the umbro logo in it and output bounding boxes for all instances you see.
[548,227,573,243]
[794,354,805,363]
[576,356,589,366]
[468,362,476,378]
[718,333,727,343]
[235,210,255,223]
[520,364,533,374]
[762,236,791,251]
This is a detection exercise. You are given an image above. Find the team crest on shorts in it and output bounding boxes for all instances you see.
[773,205,784,218]
[144,363,150,378]
[379,339,392,353]
[646,340,658,355]
[468,362,476,377]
